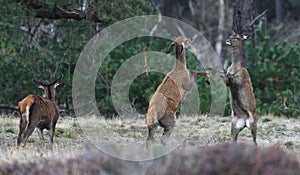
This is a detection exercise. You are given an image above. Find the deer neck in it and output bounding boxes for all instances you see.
[45,89,56,102]
[174,49,187,71]
[231,47,243,73]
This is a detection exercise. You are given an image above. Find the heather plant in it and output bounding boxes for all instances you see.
[1,143,299,175]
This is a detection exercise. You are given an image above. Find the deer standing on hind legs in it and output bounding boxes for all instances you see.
[225,34,257,145]
[146,37,210,147]
[17,77,62,148]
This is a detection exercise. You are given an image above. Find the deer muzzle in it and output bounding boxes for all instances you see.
[225,39,231,45]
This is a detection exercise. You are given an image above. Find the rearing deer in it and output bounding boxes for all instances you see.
[225,34,257,145]
[17,77,62,147]
[146,37,209,146]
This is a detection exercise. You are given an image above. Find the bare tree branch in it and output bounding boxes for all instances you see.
[243,9,267,37]
[0,104,18,111]
[17,0,105,23]
[248,10,267,27]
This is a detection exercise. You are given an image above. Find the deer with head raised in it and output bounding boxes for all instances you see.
[17,77,62,148]
[146,36,210,147]
[225,33,257,145]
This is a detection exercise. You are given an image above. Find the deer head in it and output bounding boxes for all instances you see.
[225,34,249,48]
[166,37,192,55]
[33,76,62,101]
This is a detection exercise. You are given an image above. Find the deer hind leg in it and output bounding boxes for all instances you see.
[22,104,40,147]
[246,111,257,146]
[146,109,160,148]
[49,124,56,144]
[21,123,36,147]
[17,108,29,146]
[47,117,59,150]
[146,108,159,139]
[250,122,257,146]
[159,115,175,146]
[37,128,45,147]
[161,125,174,146]
[231,117,245,143]
[146,123,159,148]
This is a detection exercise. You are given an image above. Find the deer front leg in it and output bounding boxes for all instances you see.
[225,70,244,86]
[227,69,249,86]
[225,72,236,86]
[190,70,210,85]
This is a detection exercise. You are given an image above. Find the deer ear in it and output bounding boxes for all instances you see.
[231,30,236,35]
[53,76,62,88]
[179,45,184,54]
[166,42,175,54]
[33,79,44,89]
[242,35,249,40]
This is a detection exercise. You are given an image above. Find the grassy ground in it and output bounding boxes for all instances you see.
[0,114,300,163]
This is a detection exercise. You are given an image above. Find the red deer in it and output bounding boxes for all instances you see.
[17,77,62,147]
[225,34,257,145]
[146,37,209,147]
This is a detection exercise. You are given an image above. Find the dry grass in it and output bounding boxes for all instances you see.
[0,115,86,163]
[0,114,300,174]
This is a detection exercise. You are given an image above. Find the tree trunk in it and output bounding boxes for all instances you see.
[275,0,283,24]
[215,0,225,59]
[232,0,254,67]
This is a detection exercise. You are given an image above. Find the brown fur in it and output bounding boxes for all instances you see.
[225,34,257,145]
[17,77,62,147]
[146,37,209,146]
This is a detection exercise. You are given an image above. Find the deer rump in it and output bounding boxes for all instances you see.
[147,76,181,126]
[18,95,59,137]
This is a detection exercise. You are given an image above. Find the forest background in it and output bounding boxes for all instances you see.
[0,0,299,118]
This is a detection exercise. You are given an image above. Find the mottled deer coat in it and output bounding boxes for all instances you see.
[225,34,257,145]
[17,77,61,147]
[146,37,209,146]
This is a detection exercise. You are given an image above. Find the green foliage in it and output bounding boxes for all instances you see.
[71,122,80,127]
[65,130,75,138]
[0,1,211,118]
[247,17,300,117]
[27,138,35,143]
[5,128,15,134]
[0,1,155,114]
[4,1,298,118]
[54,131,61,137]
[96,37,212,117]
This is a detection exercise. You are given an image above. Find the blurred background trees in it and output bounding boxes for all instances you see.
[0,0,299,117]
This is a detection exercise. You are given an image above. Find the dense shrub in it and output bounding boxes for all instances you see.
[247,17,300,117]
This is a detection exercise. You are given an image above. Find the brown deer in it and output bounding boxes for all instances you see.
[146,37,209,147]
[17,77,62,147]
[225,34,257,145]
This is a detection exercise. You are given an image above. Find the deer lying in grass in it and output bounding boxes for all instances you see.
[17,77,62,148]
[225,34,257,145]
[146,37,210,146]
